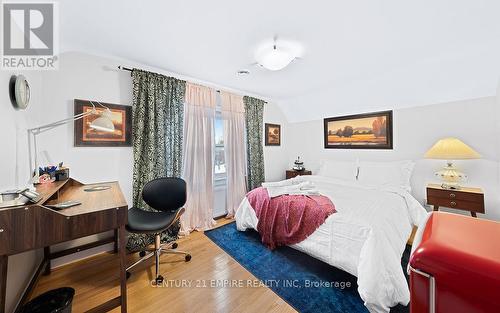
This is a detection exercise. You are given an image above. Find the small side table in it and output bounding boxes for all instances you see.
[426,184,484,217]
[286,170,312,179]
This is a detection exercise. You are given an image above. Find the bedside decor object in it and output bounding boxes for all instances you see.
[265,123,281,146]
[286,169,312,179]
[293,156,304,171]
[424,137,481,190]
[426,184,484,217]
[9,75,30,110]
[28,101,114,183]
[74,99,131,147]
[324,110,393,149]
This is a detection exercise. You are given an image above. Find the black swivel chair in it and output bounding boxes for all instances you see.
[126,177,191,284]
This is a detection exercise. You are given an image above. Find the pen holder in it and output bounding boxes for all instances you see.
[55,168,69,181]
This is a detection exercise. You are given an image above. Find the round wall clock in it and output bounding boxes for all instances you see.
[9,75,31,110]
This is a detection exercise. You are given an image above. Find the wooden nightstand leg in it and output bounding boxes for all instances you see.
[433,205,439,212]
[470,212,477,218]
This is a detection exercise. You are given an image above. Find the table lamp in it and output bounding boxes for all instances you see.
[28,101,115,183]
[424,137,481,189]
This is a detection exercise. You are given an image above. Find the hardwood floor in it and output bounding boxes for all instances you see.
[30,219,296,313]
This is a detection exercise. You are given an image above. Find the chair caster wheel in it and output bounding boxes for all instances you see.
[172,242,178,249]
[185,254,192,262]
[139,251,146,257]
[126,271,131,280]
[155,275,164,284]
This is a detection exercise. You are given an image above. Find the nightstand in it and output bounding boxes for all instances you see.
[286,170,312,179]
[426,184,484,217]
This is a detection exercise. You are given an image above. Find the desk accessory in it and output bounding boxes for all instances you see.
[0,189,43,208]
[21,189,42,203]
[39,165,57,177]
[38,174,55,184]
[46,200,82,210]
[84,185,111,192]
[55,168,69,181]
[0,189,30,208]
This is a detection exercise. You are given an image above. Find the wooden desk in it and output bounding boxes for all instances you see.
[0,178,128,313]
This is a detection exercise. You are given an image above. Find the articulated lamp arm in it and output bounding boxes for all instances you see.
[27,101,114,182]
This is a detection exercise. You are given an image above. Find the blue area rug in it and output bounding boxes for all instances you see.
[205,222,409,313]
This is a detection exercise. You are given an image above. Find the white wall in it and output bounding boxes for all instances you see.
[0,70,45,313]
[263,103,289,182]
[286,97,500,221]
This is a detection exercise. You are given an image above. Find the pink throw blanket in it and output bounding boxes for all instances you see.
[246,187,336,250]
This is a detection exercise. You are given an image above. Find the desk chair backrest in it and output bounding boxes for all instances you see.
[142,177,186,212]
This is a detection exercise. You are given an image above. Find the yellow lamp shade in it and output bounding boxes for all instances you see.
[425,138,481,160]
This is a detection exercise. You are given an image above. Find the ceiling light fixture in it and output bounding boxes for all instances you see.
[255,42,297,71]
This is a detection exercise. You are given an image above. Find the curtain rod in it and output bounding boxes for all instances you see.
[118,65,133,72]
[117,65,272,102]
[118,65,226,93]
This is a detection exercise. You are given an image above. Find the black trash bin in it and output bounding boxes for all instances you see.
[20,287,75,313]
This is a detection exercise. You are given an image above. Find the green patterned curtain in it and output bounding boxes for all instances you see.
[127,69,186,251]
[243,96,266,190]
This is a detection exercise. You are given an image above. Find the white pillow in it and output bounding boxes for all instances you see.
[357,160,415,191]
[317,160,359,181]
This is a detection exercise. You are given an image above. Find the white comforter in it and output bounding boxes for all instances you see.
[235,175,427,313]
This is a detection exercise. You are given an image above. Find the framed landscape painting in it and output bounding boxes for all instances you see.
[324,110,393,149]
[74,99,132,147]
[265,123,281,146]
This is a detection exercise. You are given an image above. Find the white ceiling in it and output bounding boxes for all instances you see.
[60,0,500,122]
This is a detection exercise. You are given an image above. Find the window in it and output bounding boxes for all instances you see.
[214,112,225,178]
[213,97,227,218]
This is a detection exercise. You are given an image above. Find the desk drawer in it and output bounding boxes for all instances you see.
[427,196,485,213]
[427,188,483,202]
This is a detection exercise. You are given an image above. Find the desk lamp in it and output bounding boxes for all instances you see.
[28,101,115,183]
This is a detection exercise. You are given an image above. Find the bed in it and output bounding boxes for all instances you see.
[235,171,427,313]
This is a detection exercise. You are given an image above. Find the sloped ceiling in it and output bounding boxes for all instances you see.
[60,0,500,122]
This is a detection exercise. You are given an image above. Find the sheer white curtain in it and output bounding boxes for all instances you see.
[220,92,247,217]
[181,83,217,232]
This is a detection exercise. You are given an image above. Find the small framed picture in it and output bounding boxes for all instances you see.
[265,123,281,146]
[74,99,132,147]
[324,110,393,149]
